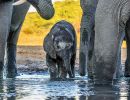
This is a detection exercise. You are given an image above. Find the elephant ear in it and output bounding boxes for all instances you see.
[43,34,56,59]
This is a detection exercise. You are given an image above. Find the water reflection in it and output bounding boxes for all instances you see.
[0,76,130,100]
[0,80,3,100]
[0,79,16,100]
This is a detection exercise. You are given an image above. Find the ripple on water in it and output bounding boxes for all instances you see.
[0,71,130,100]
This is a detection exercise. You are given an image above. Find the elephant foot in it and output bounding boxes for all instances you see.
[50,76,57,80]
[93,62,114,85]
[79,66,86,76]
[49,71,57,80]
[80,72,86,76]
[6,44,17,78]
[68,71,75,78]
[59,68,67,79]
[88,73,93,80]
[6,65,17,78]
[93,73,113,85]
[87,67,94,80]
[59,75,67,80]
[59,74,67,79]
[69,74,75,78]
[49,66,58,80]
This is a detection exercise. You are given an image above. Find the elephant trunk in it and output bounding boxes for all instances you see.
[13,0,55,20]
[27,0,55,20]
[63,55,73,78]
[63,58,71,72]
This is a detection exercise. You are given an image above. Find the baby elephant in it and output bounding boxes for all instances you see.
[43,20,77,79]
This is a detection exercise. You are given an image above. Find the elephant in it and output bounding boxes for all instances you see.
[43,20,76,79]
[80,0,130,84]
[94,0,130,84]
[0,0,55,79]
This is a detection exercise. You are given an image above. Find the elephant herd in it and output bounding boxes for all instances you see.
[0,0,130,85]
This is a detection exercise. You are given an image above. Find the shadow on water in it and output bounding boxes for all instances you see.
[0,48,129,100]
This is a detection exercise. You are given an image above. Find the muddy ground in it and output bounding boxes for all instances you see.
[16,46,79,73]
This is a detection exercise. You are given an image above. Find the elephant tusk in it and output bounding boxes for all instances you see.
[13,0,27,6]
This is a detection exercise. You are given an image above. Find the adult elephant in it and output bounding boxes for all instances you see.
[94,0,130,84]
[0,0,55,78]
[79,0,130,84]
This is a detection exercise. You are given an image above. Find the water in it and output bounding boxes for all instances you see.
[1,73,130,100]
[0,48,129,100]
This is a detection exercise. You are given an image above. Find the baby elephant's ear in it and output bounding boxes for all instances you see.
[43,34,56,59]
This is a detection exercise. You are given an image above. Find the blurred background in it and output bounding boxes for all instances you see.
[18,0,81,47]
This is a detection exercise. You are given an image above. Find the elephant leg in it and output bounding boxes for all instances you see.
[113,49,124,79]
[0,2,13,78]
[125,18,130,77]
[46,54,57,80]
[60,67,67,79]
[57,65,60,78]
[94,2,124,84]
[94,26,123,84]
[69,54,76,78]
[6,2,30,78]
[57,61,67,79]
[79,16,94,78]
[87,25,95,79]
[79,0,98,78]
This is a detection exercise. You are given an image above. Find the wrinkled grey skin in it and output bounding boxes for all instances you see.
[0,0,54,79]
[44,20,76,79]
[79,0,98,78]
[80,0,122,79]
[94,0,130,84]
[80,0,130,84]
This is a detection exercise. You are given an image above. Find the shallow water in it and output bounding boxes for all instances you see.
[0,48,129,100]
[1,72,130,100]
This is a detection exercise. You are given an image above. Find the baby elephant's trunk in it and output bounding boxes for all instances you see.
[63,58,71,72]
[63,55,73,78]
